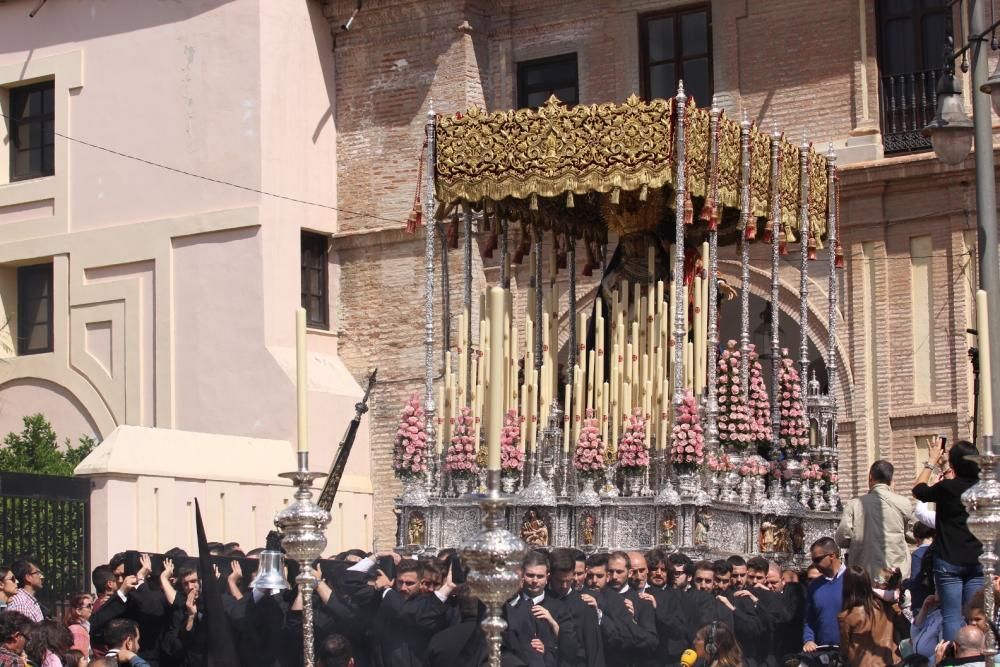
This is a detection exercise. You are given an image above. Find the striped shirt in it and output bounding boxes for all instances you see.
[5,589,42,622]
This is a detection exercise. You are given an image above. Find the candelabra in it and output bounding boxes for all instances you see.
[520,402,560,506]
[275,452,331,667]
[963,436,1000,665]
[461,470,529,667]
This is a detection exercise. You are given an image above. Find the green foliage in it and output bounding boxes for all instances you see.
[0,414,97,476]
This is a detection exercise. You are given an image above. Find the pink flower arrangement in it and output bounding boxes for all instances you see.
[777,348,809,450]
[707,453,733,473]
[500,409,524,477]
[747,345,773,447]
[801,463,823,481]
[393,393,429,479]
[617,409,650,471]
[574,408,607,476]
[444,406,478,478]
[670,391,705,473]
[823,469,839,484]
[717,340,754,450]
[737,458,770,477]
[769,460,787,479]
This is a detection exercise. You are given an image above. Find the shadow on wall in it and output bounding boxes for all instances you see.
[0,377,100,443]
[0,0,239,54]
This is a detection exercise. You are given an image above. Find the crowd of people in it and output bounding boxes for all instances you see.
[0,439,992,667]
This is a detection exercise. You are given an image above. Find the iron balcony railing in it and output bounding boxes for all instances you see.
[880,67,943,155]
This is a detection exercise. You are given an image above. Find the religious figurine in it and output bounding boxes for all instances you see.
[694,511,711,547]
[521,509,549,546]
[659,513,677,545]
[759,520,775,553]
[580,513,596,546]
[792,521,806,554]
[406,512,426,546]
[773,521,791,554]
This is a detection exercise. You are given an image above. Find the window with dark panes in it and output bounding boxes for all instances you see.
[301,231,329,330]
[17,263,53,355]
[876,0,952,154]
[517,54,579,109]
[9,81,55,181]
[640,6,713,107]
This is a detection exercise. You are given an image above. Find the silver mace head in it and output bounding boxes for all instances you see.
[275,469,331,564]
[460,470,528,667]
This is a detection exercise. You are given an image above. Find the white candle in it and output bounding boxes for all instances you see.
[563,382,573,452]
[979,290,994,438]
[295,308,308,453]
[488,287,506,471]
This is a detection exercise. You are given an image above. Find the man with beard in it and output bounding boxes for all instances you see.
[503,551,577,667]
[713,558,771,667]
[571,551,588,592]
[690,561,733,627]
[644,550,670,591]
[631,552,712,666]
[668,554,692,591]
[584,553,654,667]
[605,552,658,667]
[548,549,604,667]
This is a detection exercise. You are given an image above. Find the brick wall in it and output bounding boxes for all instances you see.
[325,0,997,543]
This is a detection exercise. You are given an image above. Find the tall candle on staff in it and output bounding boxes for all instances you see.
[296,308,309,453]
[978,290,994,438]
[487,287,506,471]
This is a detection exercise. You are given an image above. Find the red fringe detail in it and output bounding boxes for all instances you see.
[405,210,421,234]
[582,263,593,277]
[557,252,567,271]
[779,240,788,256]
[745,224,756,242]
[808,247,817,261]
[835,252,845,269]
[446,219,459,249]
[760,228,773,244]
[684,193,695,226]
[698,200,715,225]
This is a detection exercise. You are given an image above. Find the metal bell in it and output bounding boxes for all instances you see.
[250,550,289,592]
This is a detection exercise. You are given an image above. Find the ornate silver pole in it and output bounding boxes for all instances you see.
[739,112,752,399]
[825,146,838,454]
[461,470,529,667]
[672,82,688,416]
[769,127,783,460]
[705,100,722,454]
[963,436,1000,665]
[797,139,811,405]
[534,231,544,373]
[423,104,438,468]
[464,208,474,398]
[275,456,330,667]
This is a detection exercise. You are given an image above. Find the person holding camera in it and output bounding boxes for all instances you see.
[913,440,984,642]
[934,624,986,667]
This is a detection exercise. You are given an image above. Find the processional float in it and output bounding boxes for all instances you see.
[394,84,845,569]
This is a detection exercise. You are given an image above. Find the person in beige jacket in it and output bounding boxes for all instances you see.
[835,460,915,579]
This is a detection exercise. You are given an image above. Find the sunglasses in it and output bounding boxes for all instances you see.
[811,553,832,564]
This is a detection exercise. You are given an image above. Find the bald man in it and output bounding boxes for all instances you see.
[936,624,986,666]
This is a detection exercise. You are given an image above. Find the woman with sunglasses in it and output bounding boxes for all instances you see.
[63,592,93,658]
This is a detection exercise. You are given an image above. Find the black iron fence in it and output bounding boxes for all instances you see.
[0,471,91,617]
[880,67,943,155]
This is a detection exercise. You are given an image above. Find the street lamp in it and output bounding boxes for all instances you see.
[981,57,1000,115]
[923,69,974,165]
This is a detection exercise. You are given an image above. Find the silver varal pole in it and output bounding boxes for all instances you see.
[705,100,722,453]
[423,104,438,463]
[464,207,474,397]
[738,113,752,399]
[769,127,783,459]
[672,81,688,414]
[825,145,838,457]
[797,140,811,404]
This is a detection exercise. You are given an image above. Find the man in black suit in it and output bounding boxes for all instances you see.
[548,549,604,667]
[719,557,773,667]
[503,551,577,667]
[604,552,658,667]
[763,560,805,665]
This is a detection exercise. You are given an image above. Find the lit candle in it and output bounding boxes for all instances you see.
[296,308,308,452]
[487,287,506,471]
[979,290,994,438]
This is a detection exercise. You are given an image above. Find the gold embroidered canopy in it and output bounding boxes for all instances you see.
[434,95,829,249]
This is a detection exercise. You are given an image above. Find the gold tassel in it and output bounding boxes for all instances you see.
[530,193,539,211]
[566,191,575,208]
[611,187,620,205]
[639,184,648,201]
